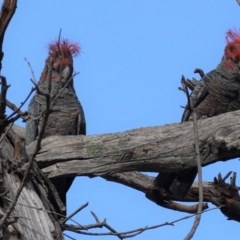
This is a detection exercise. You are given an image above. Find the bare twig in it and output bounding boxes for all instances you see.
[62,202,89,224]
[91,211,122,239]
[57,29,62,48]
[64,206,222,239]
[184,111,203,240]
[6,87,35,121]
[24,57,37,84]
[64,233,77,240]
[222,171,232,182]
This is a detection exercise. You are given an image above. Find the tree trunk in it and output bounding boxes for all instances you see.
[0,126,63,239]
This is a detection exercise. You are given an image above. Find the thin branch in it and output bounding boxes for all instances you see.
[91,211,122,239]
[62,202,89,224]
[6,87,35,121]
[64,233,77,240]
[24,57,37,83]
[64,206,222,239]
[184,111,203,240]
[57,28,62,46]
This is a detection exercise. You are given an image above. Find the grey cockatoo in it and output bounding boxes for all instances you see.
[25,39,86,206]
[155,29,240,198]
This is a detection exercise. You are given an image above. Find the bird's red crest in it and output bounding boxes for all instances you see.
[48,39,80,57]
[224,29,240,61]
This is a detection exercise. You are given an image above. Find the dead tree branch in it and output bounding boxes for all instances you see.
[25,109,240,178]
[64,206,222,239]
[0,0,17,69]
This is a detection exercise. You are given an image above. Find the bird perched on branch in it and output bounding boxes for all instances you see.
[155,29,240,198]
[25,39,86,207]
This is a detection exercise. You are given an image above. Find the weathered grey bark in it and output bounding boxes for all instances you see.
[3,170,56,240]
[26,109,240,178]
[0,126,63,239]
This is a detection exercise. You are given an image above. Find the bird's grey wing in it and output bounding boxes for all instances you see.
[77,102,86,135]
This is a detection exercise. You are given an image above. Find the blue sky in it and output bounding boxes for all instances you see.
[2,1,240,239]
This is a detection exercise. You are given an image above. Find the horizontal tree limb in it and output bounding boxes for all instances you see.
[25,110,240,178]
